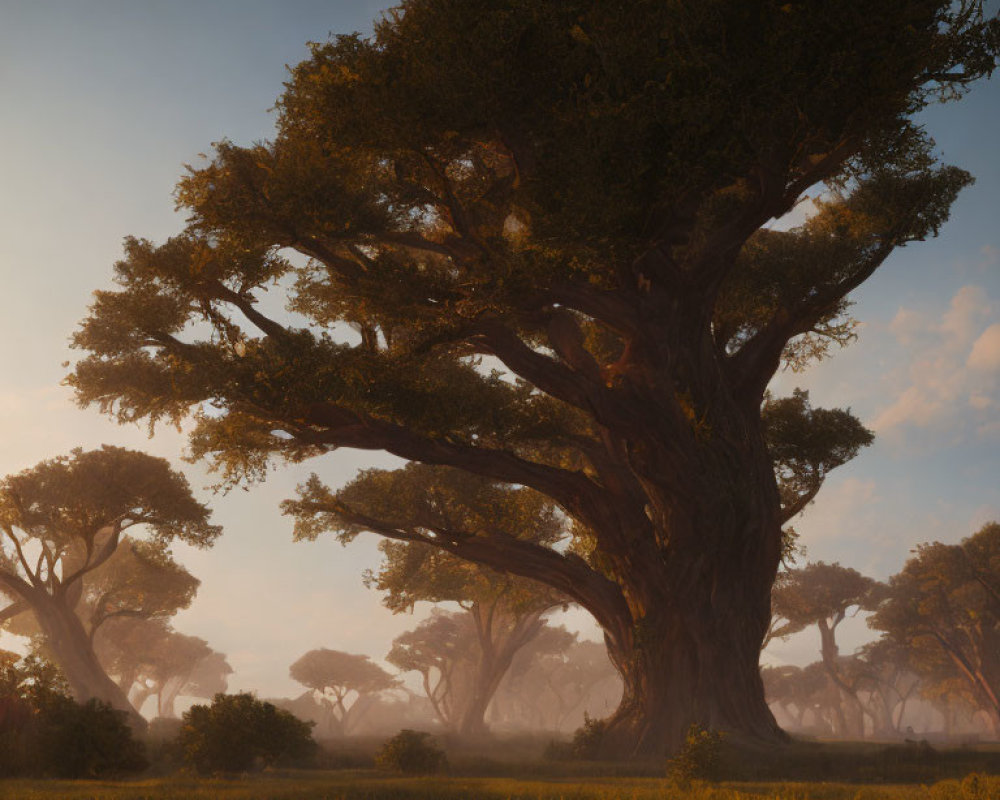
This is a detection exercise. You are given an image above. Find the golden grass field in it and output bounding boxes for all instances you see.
[0,770,997,800]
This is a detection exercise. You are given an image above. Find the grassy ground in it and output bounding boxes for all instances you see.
[0,770,998,800]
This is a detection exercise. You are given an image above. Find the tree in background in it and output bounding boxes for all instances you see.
[770,562,886,736]
[762,662,843,735]
[496,634,621,732]
[289,648,398,737]
[326,466,568,736]
[69,0,999,755]
[0,448,219,725]
[851,639,921,737]
[870,523,1000,736]
[386,609,475,730]
[4,536,202,706]
[95,617,232,718]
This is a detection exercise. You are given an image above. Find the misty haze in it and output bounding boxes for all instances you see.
[1,1,999,798]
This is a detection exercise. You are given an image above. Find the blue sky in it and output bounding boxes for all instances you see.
[1,2,998,701]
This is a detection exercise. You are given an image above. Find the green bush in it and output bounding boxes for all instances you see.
[666,725,724,785]
[178,692,316,774]
[35,696,148,778]
[375,729,448,774]
[570,713,608,760]
[0,654,146,778]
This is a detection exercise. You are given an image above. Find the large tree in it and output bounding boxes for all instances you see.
[0,448,219,725]
[870,523,1000,736]
[69,0,998,755]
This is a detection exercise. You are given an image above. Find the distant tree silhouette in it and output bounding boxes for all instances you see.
[289,648,397,736]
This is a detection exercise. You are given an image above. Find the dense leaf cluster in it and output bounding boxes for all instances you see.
[0,653,147,778]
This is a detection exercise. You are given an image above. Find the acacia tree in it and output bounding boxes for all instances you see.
[762,662,838,733]
[387,609,480,731]
[870,523,1000,736]
[6,536,200,649]
[346,467,567,736]
[770,562,886,736]
[68,0,998,755]
[0,447,218,725]
[96,617,232,718]
[289,648,398,736]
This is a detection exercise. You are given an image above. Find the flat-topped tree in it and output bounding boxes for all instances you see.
[313,464,568,736]
[770,562,887,737]
[69,0,998,755]
[94,616,231,718]
[0,447,219,726]
[289,648,398,736]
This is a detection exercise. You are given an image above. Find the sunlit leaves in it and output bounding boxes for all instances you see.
[763,390,874,521]
[869,523,1000,716]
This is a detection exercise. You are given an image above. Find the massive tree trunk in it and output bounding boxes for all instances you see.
[29,589,145,729]
[582,391,790,758]
[600,551,786,757]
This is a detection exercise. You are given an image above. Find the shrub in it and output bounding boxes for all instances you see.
[0,653,146,778]
[571,713,608,760]
[35,696,148,778]
[375,729,448,774]
[178,692,316,774]
[666,724,724,785]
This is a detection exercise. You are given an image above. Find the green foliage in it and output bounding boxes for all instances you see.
[763,390,874,522]
[34,697,148,778]
[665,725,724,785]
[178,693,316,774]
[0,654,146,778]
[569,713,608,761]
[67,0,999,757]
[869,522,1000,728]
[375,729,448,775]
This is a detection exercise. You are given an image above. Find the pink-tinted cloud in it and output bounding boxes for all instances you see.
[968,323,1000,372]
[873,286,999,436]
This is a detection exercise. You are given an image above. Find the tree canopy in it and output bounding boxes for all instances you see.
[69,0,999,756]
[870,522,1000,736]
[289,648,398,736]
[0,447,219,724]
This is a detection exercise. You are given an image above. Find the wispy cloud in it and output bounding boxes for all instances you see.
[872,286,999,437]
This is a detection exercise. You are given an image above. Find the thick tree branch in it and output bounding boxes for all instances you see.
[61,523,122,594]
[779,478,823,525]
[210,282,296,344]
[303,403,609,527]
[322,499,632,655]
[470,321,597,413]
[1,523,39,587]
[729,238,896,399]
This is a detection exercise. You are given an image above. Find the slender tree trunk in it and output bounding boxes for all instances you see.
[458,609,544,737]
[158,675,185,718]
[31,591,145,729]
